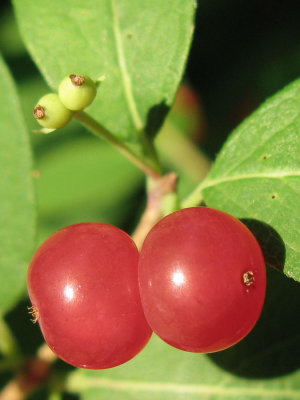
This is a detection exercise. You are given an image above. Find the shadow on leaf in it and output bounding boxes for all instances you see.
[209,266,300,378]
[62,393,80,400]
[145,100,170,139]
[241,218,285,272]
[5,298,44,356]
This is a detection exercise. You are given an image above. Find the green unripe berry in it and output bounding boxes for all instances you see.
[58,74,97,111]
[33,93,73,129]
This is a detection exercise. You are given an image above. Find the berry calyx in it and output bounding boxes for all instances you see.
[33,93,73,129]
[58,74,97,111]
[70,74,85,86]
[138,207,266,353]
[28,223,152,369]
[33,105,45,120]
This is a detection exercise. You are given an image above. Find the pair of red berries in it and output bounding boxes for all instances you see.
[27,207,266,369]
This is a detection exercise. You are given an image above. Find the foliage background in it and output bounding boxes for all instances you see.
[0,0,300,399]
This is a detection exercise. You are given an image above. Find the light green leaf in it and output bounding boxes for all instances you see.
[66,268,300,400]
[184,79,300,281]
[13,0,195,150]
[0,55,35,313]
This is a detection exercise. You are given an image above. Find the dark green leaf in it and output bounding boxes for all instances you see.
[0,55,35,313]
[185,79,300,281]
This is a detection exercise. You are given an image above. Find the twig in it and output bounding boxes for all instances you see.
[0,344,56,400]
[74,111,161,179]
[132,173,178,249]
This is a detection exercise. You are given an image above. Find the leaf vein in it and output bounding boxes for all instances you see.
[202,171,300,192]
[110,0,143,131]
[75,377,300,398]
[215,118,297,177]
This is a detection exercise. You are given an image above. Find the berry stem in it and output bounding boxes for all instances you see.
[132,173,178,249]
[74,111,161,179]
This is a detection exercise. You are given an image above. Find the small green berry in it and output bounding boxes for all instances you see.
[58,74,97,111]
[33,93,73,129]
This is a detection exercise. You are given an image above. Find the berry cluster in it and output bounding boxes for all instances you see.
[28,207,266,369]
[33,74,97,129]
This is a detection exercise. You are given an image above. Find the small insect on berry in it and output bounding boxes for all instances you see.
[27,305,40,324]
[58,74,97,111]
[33,93,73,129]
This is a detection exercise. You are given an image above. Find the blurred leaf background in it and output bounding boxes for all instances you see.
[2,0,300,241]
[1,0,300,399]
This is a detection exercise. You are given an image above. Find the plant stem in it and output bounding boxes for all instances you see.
[74,111,161,179]
[132,173,178,249]
[0,379,23,400]
[155,119,211,183]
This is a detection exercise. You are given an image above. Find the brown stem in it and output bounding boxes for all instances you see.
[132,173,178,249]
[0,344,56,400]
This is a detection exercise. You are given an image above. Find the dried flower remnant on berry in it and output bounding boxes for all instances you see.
[33,93,73,129]
[243,271,255,286]
[33,105,45,120]
[70,74,85,86]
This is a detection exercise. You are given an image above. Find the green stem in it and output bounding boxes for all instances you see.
[74,111,161,179]
[161,192,180,216]
[155,119,211,183]
[132,173,177,249]
[0,317,20,358]
[155,118,211,209]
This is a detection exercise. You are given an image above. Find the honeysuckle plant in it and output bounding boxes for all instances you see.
[0,1,300,399]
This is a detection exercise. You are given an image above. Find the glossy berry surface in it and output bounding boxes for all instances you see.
[33,93,73,129]
[138,207,266,353]
[58,74,97,111]
[28,223,152,369]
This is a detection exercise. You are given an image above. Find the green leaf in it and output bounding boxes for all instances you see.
[0,55,35,313]
[66,268,300,400]
[13,0,195,149]
[35,133,143,243]
[184,79,300,282]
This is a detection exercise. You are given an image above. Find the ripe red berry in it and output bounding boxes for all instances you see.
[138,207,266,353]
[28,223,152,369]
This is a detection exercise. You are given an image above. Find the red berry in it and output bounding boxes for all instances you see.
[138,207,266,353]
[28,223,152,369]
